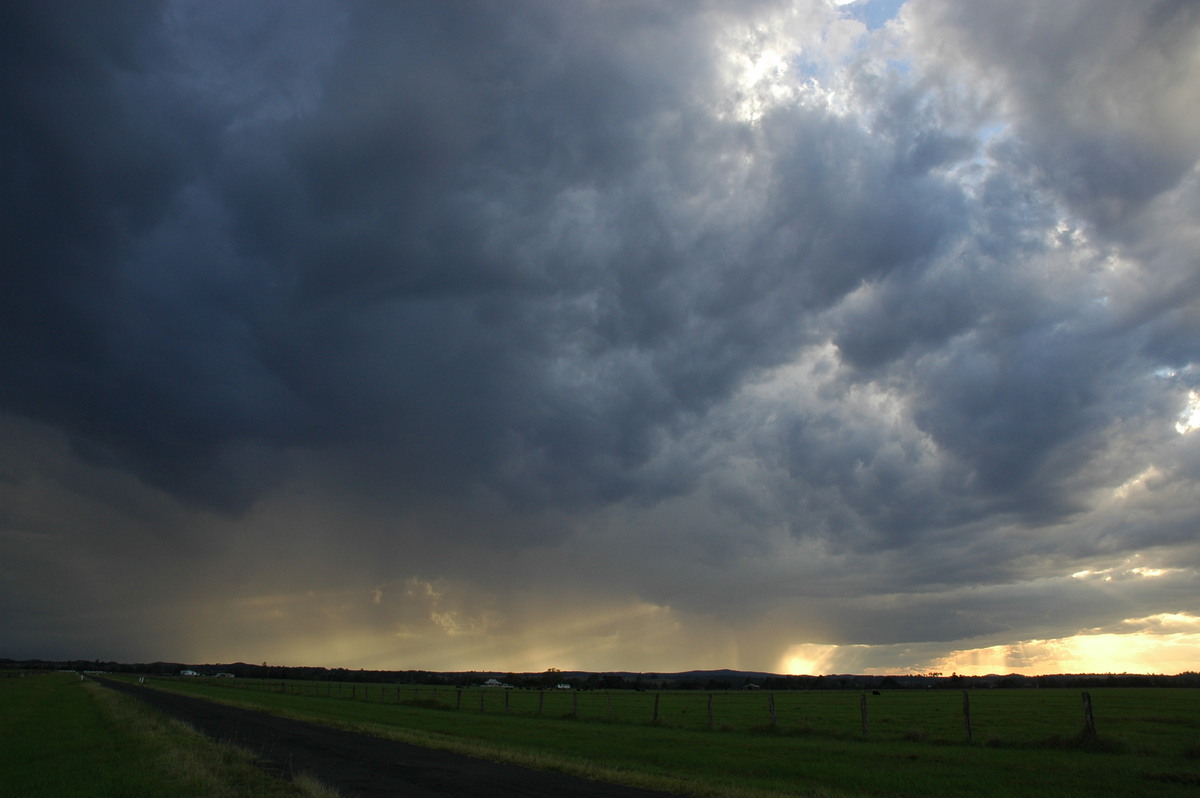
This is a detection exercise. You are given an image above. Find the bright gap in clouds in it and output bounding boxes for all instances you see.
[779,614,1200,676]
[780,643,843,675]
[929,619,1200,677]
[1177,389,1200,434]
[716,0,892,124]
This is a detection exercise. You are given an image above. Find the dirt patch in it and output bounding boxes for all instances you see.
[94,678,682,798]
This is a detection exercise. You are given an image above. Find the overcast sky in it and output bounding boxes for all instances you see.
[4,0,1199,675]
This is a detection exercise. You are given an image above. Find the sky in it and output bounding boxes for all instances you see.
[3,0,1199,677]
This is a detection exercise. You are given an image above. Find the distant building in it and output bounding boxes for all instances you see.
[180,670,199,677]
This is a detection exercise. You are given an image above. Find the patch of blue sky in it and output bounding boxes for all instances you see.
[835,0,908,31]
[979,122,1010,146]
[791,54,829,82]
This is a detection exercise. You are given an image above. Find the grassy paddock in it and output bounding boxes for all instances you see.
[0,672,337,798]
[177,677,1200,748]
[125,676,1200,798]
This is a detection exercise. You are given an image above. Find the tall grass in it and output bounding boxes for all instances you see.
[0,673,338,797]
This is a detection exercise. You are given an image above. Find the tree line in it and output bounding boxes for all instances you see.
[5,659,1197,690]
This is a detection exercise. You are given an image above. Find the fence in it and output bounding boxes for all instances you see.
[160,676,1136,745]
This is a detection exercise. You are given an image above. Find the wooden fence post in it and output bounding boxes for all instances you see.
[707,693,714,730]
[860,693,868,737]
[1081,692,1096,737]
[538,690,545,715]
[607,692,614,721]
[962,691,972,742]
[768,693,777,727]
[653,693,661,724]
[479,690,485,712]
[505,689,511,712]
[455,688,462,710]
[572,690,578,716]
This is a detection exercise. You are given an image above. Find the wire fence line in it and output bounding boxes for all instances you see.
[157,676,1126,745]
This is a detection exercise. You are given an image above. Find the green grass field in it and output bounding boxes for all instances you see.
[120,676,1200,797]
[0,672,334,798]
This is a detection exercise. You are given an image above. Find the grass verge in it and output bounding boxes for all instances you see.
[0,673,339,797]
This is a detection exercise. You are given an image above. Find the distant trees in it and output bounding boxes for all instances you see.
[4,658,1198,690]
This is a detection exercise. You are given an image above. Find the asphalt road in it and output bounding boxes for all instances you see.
[94,678,685,798]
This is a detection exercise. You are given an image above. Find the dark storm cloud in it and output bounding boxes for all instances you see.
[2,1,302,509]
[1,0,953,516]
[3,0,1199,671]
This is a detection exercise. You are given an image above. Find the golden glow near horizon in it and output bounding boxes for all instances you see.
[779,643,846,675]
[185,585,715,673]
[776,613,1200,677]
[184,572,1200,677]
[929,618,1200,677]
[166,577,1200,677]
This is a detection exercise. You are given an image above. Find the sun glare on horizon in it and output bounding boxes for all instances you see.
[776,614,1200,677]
